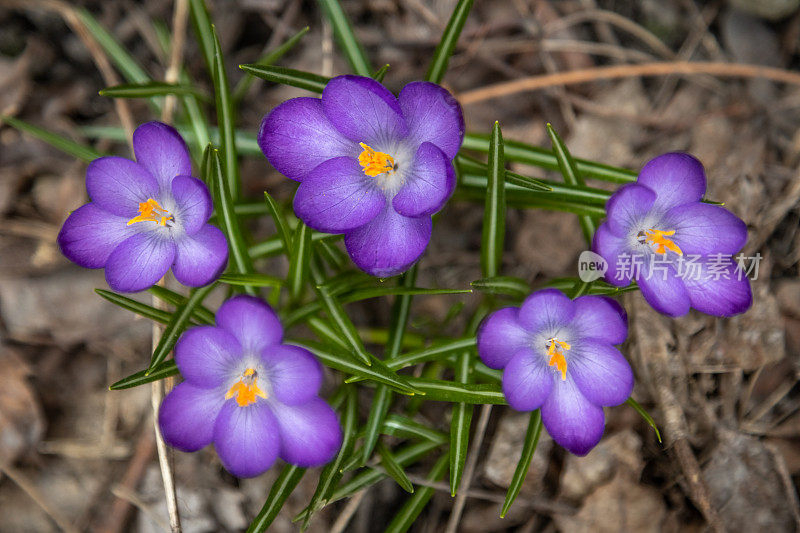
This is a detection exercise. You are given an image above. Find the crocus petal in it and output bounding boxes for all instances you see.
[216,295,283,353]
[604,183,656,237]
[172,224,228,287]
[637,152,706,211]
[398,81,464,159]
[104,232,176,292]
[518,289,575,334]
[571,296,627,345]
[213,401,280,478]
[344,205,432,277]
[392,142,455,218]
[159,382,225,452]
[665,202,748,256]
[174,326,242,388]
[322,75,408,144]
[502,349,554,411]
[636,262,691,317]
[132,121,192,188]
[57,203,133,268]
[258,97,356,181]
[271,397,343,467]
[593,223,635,287]
[541,378,605,456]
[477,307,531,369]
[293,157,386,233]
[171,175,213,235]
[569,340,633,406]
[682,259,753,316]
[261,344,323,406]
[86,157,160,218]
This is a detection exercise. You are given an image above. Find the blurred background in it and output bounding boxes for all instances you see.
[1,0,799,531]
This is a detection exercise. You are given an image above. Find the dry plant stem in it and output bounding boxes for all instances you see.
[445,404,493,533]
[162,0,189,123]
[628,296,723,533]
[111,484,170,531]
[330,489,367,533]
[0,463,80,533]
[458,61,800,105]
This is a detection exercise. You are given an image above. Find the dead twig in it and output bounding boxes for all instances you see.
[458,61,800,105]
[0,463,81,533]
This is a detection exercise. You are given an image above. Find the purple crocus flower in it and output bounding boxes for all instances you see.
[159,295,343,478]
[258,75,464,277]
[477,289,633,456]
[593,152,752,317]
[57,122,228,292]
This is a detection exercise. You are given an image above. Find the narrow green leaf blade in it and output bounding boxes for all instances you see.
[425,0,475,83]
[373,63,390,82]
[626,397,662,443]
[74,8,151,84]
[95,289,171,324]
[99,82,208,100]
[239,64,328,93]
[218,273,282,288]
[500,410,543,517]
[148,283,217,373]
[376,441,415,493]
[188,0,216,75]
[470,276,530,299]
[385,452,449,533]
[316,0,372,76]
[404,378,506,404]
[481,121,506,278]
[449,351,474,495]
[109,360,179,390]
[233,25,311,101]
[288,223,312,302]
[246,464,306,532]
[263,192,294,256]
[148,285,215,324]
[546,123,596,243]
[2,116,103,162]
[211,26,241,199]
[361,385,393,466]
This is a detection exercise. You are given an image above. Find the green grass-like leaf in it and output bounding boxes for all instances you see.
[546,123,596,243]
[208,147,255,293]
[382,415,448,444]
[109,359,179,390]
[148,283,217,374]
[95,289,172,324]
[544,277,639,296]
[303,341,421,396]
[218,273,283,288]
[148,285,216,324]
[449,351,474,495]
[316,0,372,76]
[404,378,506,404]
[246,464,305,532]
[481,121,506,278]
[626,397,663,443]
[99,82,208,100]
[425,0,475,84]
[300,386,357,530]
[211,25,242,200]
[234,26,311,102]
[470,276,530,299]
[74,8,151,84]
[385,452,449,533]
[501,410,543,517]
[188,0,216,76]
[373,64,390,82]
[462,132,637,183]
[377,441,415,493]
[288,223,312,302]
[2,116,104,162]
[263,192,294,256]
[239,64,328,93]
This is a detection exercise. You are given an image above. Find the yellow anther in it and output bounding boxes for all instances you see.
[546,338,570,381]
[645,229,683,256]
[127,198,173,227]
[225,368,268,407]
[358,142,396,177]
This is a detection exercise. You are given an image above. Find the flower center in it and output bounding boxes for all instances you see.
[358,142,396,177]
[546,338,570,381]
[127,198,173,227]
[224,368,267,407]
[638,228,682,256]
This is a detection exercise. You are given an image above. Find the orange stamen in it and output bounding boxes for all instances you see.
[225,368,267,407]
[546,338,570,381]
[358,143,396,177]
[645,229,682,256]
[127,198,173,227]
